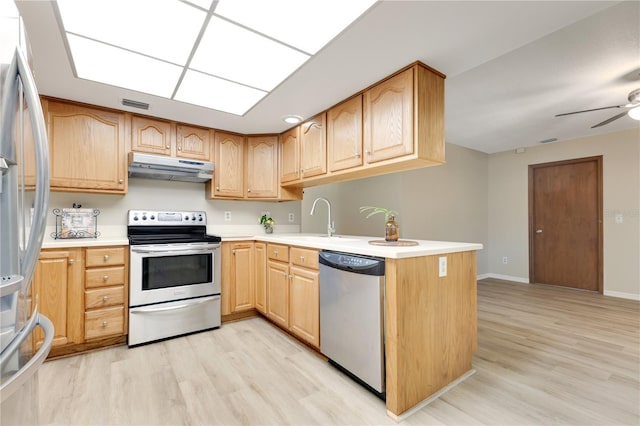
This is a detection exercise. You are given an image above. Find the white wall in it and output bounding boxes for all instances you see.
[488,128,640,298]
[40,178,302,235]
[302,143,490,275]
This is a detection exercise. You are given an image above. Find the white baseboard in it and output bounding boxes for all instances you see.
[477,273,529,284]
[603,290,640,301]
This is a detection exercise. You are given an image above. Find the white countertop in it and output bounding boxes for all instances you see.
[224,233,482,259]
[41,227,482,258]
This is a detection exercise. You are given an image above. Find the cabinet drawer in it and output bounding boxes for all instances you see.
[85,306,124,340]
[290,247,319,269]
[86,247,126,267]
[85,266,125,288]
[267,244,289,262]
[85,286,124,310]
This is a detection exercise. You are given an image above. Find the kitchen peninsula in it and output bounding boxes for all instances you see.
[224,233,482,419]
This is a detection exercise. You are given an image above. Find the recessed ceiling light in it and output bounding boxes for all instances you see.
[282,115,303,124]
[628,106,640,120]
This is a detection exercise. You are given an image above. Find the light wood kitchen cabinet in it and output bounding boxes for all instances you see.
[288,247,320,348]
[32,245,128,358]
[267,260,289,329]
[43,99,127,194]
[327,95,363,172]
[229,242,255,313]
[211,131,245,198]
[130,115,174,156]
[131,115,211,161]
[83,246,127,341]
[32,248,84,351]
[280,126,300,183]
[246,136,278,198]
[363,68,414,163]
[254,242,267,314]
[300,113,327,179]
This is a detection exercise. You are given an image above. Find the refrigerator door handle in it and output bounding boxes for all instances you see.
[0,311,53,403]
[1,47,50,293]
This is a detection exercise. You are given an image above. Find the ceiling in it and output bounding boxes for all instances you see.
[15,1,640,154]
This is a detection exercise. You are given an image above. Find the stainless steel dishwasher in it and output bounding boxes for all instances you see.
[319,250,385,398]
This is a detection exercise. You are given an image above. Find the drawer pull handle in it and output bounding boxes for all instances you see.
[103,296,109,302]
[102,320,108,327]
[300,256,305,262]
[103,275,109,281]
[274,250,278,255]
[103,255,110,261]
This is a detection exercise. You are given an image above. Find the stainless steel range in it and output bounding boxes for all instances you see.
[127,210,221,346]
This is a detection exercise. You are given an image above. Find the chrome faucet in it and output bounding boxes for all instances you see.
[310,197,335,237]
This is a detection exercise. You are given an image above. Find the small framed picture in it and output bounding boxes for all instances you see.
[59,208,96,238]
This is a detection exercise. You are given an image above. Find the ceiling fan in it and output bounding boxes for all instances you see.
[555,88,640,128]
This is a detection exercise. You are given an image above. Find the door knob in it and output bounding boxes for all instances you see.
[536,229,543,234]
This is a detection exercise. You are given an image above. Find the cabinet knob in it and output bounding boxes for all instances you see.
[216,186,220,191]
[247,189,251,193]
[118,179,124,183]
[178,146,182,151]
[355,152,361,158]
[68,259,75,265]
[103,275,109,281]
[282,272,287,277]
[165,145,170,149]
[102,320,108,327]
[300,256,305,262]
[274,250,278,255]
[232,249,236,254]
[365,150,371,155]
[104,255,110,261]
[103,295,109,302]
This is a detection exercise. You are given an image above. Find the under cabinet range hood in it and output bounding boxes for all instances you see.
[128,152,213,183]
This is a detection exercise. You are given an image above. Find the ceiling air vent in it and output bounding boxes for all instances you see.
[122,98,149,110]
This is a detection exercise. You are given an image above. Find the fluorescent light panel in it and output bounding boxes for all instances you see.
[214,0,378,54]
[191,16,310,91]
[56,0,377,116]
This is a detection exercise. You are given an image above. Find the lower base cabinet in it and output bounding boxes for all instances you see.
[32,246,128,358]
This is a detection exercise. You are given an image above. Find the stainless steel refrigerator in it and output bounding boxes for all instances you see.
[0,9,53,425]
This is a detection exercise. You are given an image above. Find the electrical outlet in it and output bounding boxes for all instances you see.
[438,256,447,277]
[502,256,508,264]
[615,213,623,224]
[224,211,231,221]
[288,213,295,222]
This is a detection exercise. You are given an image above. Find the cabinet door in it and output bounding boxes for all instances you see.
[327,95,363,172]
[254,242,267,314]
[267,261,289,329]
[289,266,320,348]
[230,242,255,312]
[364,68,414,163]
[131,115,173,156]
[300,113,327,178]
[177,124,211,161]
[213,131,244,198]
[33,248,84,350]
[280,127,300,183]
[246,136,278,198]
[46,100,127,193]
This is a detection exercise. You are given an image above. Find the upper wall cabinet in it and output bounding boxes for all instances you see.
[327,95,363,173]
[131,115,211,161]
[280,127,300,184]
[281,61,445,188]
[363,68,414,163]
[211,131,245,198]
[43,99,128,194]
[300,113,327,179]
[246,136,279,198]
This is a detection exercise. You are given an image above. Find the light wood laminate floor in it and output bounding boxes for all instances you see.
[38,279,640,425]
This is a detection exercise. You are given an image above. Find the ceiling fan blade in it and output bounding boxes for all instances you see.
[591,111,628,128]
[555,105,624,117]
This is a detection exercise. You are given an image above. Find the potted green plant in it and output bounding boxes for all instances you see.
[259,214,275,234]
[359,206,399,242]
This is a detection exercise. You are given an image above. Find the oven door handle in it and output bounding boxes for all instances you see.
[129,295,220,314]
[131,246,218,255]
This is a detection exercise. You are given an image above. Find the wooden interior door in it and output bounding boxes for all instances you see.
[529,156,602,291]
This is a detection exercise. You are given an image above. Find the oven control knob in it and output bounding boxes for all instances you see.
[191,216,196,221]
[150,215,155,220]
[184,216,189,221]
[142,215,147,221]
[133,216,139,221]
[198,217,203,222]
